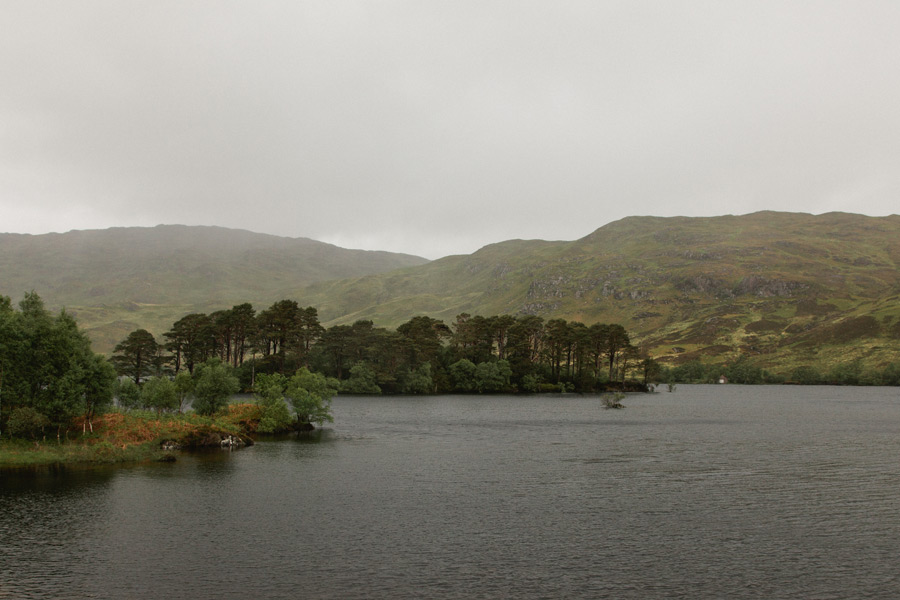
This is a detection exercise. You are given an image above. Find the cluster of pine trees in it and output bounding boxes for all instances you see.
[112,300,653,395]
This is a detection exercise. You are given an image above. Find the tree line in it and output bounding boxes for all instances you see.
[664,356,900,386]
[0,293,337,442]
[112,300,655,396]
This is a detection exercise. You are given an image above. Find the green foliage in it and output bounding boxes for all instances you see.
[401,362,433,394]
[0,293,116,435]
[790,362,900,386]
[449,359,477,392]
[111,329,161,384]
[115,379,142,409]
[724,356,764,385]
[474,360,512,393]
[252,373,293,433]
[640,357,663,383]
[285,368,337,426]
[174,370,194,412]
[520,374,540,393]
[192,359,240,416]
[141,376,179,413]
[81,353,117,424]
[828,360,863,385]
[666,361,715,383]
[6,407,50,440]
[397,316,451,367]
[791,365,823,384]
[254,373,288,403]
[880,363,900,386]
[602,392,626,409]
[257,401,292,433]
[341,364,381,394]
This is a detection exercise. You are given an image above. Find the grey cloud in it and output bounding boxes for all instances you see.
[1,1,898,259]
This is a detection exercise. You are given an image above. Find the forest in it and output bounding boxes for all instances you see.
[0,293,650,447]
[111,299,654,397]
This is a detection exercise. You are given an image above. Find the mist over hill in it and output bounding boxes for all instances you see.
[3,213,899,372]
[0,225,427,350]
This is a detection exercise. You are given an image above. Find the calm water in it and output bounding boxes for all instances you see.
[2,385,900,599]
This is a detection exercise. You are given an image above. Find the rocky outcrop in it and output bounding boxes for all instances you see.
[733,276,807,297]
[161,427,254,450]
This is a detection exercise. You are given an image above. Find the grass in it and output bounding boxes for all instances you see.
[0,403,264,469]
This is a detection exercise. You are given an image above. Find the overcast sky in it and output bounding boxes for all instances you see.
[2,1,899,259]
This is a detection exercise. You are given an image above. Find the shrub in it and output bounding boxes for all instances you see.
[141,376,179,413]
[286,368,337,426]
[253,373,293,433]
[602,392,625,409]
[828,360,862,385]
[341,364,382,394]
[791,366,822,385]
[448,359,477,392]
[474,360,512,393]
[401,363,433,394]
[192,359,240,416]
[6,407,50,440]
[115,379,142,409]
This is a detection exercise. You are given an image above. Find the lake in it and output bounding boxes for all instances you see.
[2,385,900,599]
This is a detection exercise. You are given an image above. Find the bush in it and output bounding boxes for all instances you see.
[791,366,822,385]
[828,360,862,385]
[6,407,50,440]
[520,374,540,393]
[341,364,381,394]
[141,376,179,413]
[724,356,764,384]
[474,360,512,393]
[257,400,292,433]
[448,359,477,392]
[192,359,240,416]
[602,392,625,409]
[668,360,715,383]
[286,368,337,426]
[401,363,433,394]
[880,363,900,386]
[115,379,142,409]
[253,373,293,433]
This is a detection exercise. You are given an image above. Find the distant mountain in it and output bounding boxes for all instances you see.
[0,225,428,351]
[289,212,900,372]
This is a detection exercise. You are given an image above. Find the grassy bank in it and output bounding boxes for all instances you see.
[0,403,262,469]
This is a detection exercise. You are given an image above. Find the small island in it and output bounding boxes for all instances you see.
[9,288,893,469]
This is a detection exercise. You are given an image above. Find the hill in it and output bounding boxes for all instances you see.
[289,212,900,373]
[0,225,428,351]
[5,213,899,374]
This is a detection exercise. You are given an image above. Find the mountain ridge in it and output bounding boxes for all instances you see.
[3,213,899,374]
[0,224,429,351]
[287,211,900,372]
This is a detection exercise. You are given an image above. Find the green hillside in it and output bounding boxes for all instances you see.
[290,212,900,373]
[4,213,899,374]
[0,225,428,351]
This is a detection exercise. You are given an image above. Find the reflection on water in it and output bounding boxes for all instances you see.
[2,385,900,599]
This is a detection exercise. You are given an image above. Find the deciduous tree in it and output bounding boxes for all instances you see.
[192,358,239,416]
